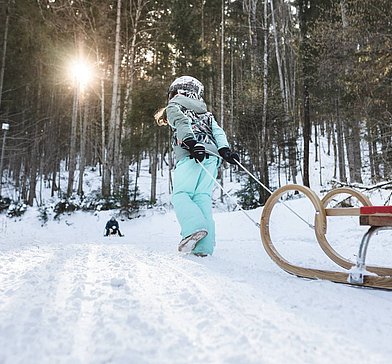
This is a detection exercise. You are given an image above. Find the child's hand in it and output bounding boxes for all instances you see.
[219,147,239,165]
[190,143,206,162]
[182,139,206,162]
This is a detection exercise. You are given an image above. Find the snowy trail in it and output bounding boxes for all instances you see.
[1,209,392,363]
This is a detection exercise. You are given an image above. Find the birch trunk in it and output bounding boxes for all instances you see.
[371,128,380,180]
[331,118,337,179]
[78,99,89,196]
[243,0,258,78]
[270,0,288,115]
[219,0,225,203]
[103,0,122,197]
[120,0,144,203]
[100,77,105,189]
[67,84,79,196]
[113,85,122,194]
[229,42,234,140]
[271,0,297,183]
[298,0,310,187]
[260,0,270,203]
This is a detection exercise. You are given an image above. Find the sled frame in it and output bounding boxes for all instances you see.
[260,184,392,290]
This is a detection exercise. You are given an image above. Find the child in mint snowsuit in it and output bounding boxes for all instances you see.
[161,76,239,256]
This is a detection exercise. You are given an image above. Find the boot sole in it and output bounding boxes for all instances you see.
[178,230,208,253]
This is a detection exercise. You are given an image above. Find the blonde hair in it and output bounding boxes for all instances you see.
[154,107,168,126]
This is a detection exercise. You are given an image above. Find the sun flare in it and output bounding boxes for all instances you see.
[68,59,93,89]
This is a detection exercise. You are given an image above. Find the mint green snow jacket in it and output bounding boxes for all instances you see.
[166,94,229,162]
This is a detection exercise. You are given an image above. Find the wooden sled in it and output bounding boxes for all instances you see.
[260,184,392,290]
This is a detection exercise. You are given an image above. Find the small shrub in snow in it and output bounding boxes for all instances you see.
[79,191,121,211]
[7,202,27,217]
[52,192,130,218]
[0,197,11,213]
[38,206,49,225]
[54,199,79,219]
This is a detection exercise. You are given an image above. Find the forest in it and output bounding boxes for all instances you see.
[0,0,391,210]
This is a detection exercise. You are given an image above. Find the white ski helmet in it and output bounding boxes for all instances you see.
[168,76,204,100]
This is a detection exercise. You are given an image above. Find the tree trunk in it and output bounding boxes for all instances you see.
[78,98,89,196]
[260,0,270,204]
[100,77,106,190]
[27,130,39,206]
[133,156,140,202]
[229,41,234,140]
[150,136,158,204]
[298,0,311,187]
[103,0,122,197]
[27,65,44,206]
[113,85,122,194]
[220,0,225,128]
[119,0,144,204]
[331,118,337,179]
[314,122,318,162]
[67,84,79,196]
[243,0,258,78]
[271,0,288,115]
[0,0,11,110]
[302,86,310,187]
[344,120,362,183]
[380,122,392,179]
[335,97,346,182]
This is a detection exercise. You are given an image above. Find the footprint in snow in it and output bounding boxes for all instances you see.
[110,277,127,288]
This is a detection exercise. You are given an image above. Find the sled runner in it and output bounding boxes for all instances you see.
[260,184,392,290]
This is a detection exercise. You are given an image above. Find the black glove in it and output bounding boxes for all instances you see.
[182,139,206,162]
[219,147,239,165]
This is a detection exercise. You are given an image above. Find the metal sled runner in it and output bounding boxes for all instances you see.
[260,184,392,290]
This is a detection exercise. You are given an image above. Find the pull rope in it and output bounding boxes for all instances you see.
[233,158,314,230]
[196,159,260,228]
[208,151,314,230]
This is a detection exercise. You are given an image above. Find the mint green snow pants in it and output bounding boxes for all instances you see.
[172,156,219,255]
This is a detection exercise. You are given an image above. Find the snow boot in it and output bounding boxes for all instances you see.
[192,252,208,257]
[178,230,208,253]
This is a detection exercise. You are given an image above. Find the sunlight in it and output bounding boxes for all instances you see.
[68,59,93,91]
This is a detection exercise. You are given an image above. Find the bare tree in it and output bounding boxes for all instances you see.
[0,0,11,110]
[103,0,122,197]
[77,98,89,196]
[120,0,148,202]
[260,0,270,202]
[67,61,80,197]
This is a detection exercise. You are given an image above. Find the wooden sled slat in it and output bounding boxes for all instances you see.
[260,184,392,290]
[325,207,360,216]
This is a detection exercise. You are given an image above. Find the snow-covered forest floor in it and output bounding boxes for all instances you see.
[1,141,392,364]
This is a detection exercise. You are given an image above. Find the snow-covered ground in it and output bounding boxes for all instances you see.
[1,137,392,364]
[1,193,392,364]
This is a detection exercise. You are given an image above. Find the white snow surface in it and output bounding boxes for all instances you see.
[1,150,392,363]
[1,201,392,364]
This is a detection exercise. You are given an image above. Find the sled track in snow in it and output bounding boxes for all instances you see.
[1,241,391,364]
[124,250,269,356]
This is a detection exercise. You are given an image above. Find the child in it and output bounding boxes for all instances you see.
[104,217,124,237]
[155,76,239,256]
